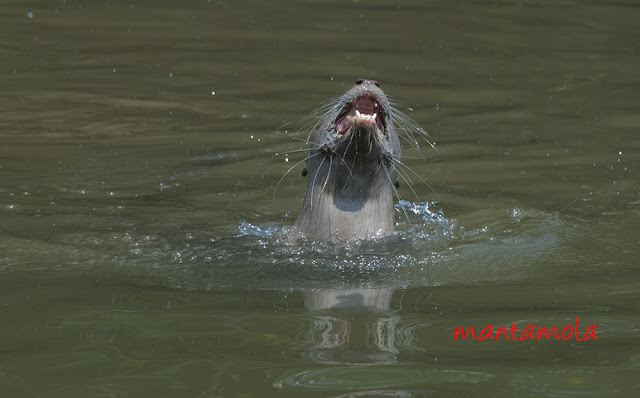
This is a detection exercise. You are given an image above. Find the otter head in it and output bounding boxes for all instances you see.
[294,79,401,241]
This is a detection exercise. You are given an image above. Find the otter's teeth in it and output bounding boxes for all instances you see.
[347,110,377,123]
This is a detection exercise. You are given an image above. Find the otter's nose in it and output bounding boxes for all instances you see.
[355,79,380,87]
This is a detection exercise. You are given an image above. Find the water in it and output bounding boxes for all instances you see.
[1,0,639,397]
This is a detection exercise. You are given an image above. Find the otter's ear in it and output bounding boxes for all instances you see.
[302,166,308,177]
[395,180,400,188]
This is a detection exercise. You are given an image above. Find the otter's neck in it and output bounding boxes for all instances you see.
[294,156,396,241]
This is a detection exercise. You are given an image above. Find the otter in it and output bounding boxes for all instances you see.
[294,79,402,241]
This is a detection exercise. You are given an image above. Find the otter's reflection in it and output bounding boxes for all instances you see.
[303,288,399,365]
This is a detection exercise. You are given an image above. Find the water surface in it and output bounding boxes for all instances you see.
[1,0,639,397]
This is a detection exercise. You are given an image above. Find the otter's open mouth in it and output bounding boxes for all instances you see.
[335,96,386,136]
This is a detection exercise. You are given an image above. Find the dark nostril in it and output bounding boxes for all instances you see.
[355,79,380,87]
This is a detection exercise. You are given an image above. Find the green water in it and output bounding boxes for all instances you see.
[1,0,639,397]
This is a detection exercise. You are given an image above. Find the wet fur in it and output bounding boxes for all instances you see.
[294,81,402,241]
